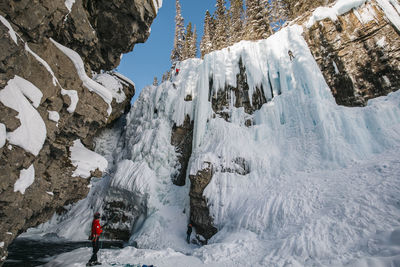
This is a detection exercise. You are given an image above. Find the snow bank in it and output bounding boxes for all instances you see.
[14,165,35,194]
[50,38,113,115]
[0,76,46,156]
[69,139,108,178]
[306,0,367,27]
[93,72,126,103]
[0,15,18,45]
[0,123,6,148]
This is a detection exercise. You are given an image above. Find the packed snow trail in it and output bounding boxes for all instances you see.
[35,24,400,267]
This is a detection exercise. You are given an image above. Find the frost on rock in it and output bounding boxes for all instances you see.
[0,15,18,45]
[50,38,113,115]
[0,76,46,156]
[0,123,6,148]
[14,165,35,194]
[69,139,108,178]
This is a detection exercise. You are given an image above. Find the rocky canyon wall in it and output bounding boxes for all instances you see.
[0,0,158,263]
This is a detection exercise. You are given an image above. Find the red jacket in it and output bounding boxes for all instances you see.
[91,219,103,240]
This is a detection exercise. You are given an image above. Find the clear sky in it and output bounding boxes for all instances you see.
[117,1,217,103]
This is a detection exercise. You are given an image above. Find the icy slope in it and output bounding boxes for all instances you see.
[42,24,400,267]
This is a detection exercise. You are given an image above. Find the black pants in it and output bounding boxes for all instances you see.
[89,239,100,263]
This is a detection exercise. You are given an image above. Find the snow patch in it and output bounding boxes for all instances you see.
[0,76,46,156]
[61,89,79,113]
[64,0,75,12]
[48,111,60,126]
[46,191,54,196]
[353,4,377,24]
[50,38,113,115]
[376,0,400,32]
[112,71,135,88]
[93,72,126,103]
[0,242,3,248]
[69,139,107,178]
[152,0,163,14]
[306,0,367,28]
[332,60,339,74]
[377,36,387,47]
[0,123,6,148]
[0,15,18,45]
[14,165,35,194]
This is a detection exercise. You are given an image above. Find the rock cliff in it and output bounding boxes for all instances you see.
[0,0,159,262]
[301,0,400,106]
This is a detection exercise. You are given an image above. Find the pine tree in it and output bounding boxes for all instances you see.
[229,0,244,44]
[269,0,287,32]
[214,0,228,50]
[153,76,158,86]
[190,25,198,58]
[182,22,193,60]
[280,0,296,21]
[244,0,272,40]
[171,0,185,65]
[200,10,213,58]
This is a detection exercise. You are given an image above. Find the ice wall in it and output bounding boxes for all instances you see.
[32,24,400,267]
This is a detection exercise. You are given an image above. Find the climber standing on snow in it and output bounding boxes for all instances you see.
[186,223,193,244]
[87,212,103,266]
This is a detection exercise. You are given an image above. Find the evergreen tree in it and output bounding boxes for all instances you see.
[269,0,287,31]
[214,0,228,50]
[280,0,297,21]
[190,25,198,58]
[182,22,194,60]
[153,76,158,86]
[171,0,185,65]
[244,0,272,40]
[229,0,244,44]
[200,10,213,58]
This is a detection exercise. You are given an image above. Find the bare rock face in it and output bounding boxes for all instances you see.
[171,115,194,186]
[302,0,400,106]
[189,163,218,240]
[0,0,157,262]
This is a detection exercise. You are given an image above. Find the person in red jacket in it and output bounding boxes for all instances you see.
[88,212,103,266]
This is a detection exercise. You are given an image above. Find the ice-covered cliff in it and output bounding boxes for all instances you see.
[36,2,400,265]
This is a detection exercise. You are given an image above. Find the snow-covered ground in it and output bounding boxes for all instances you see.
[34,18,400,267]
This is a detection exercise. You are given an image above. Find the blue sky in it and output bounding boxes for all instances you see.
[118,1,217,102]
